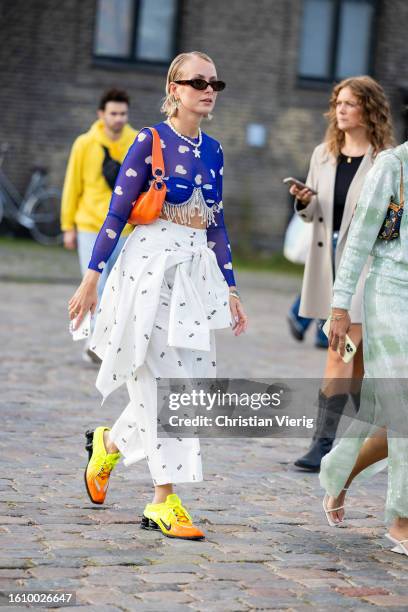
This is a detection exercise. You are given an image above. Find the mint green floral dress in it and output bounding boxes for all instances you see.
[320,142,408,523]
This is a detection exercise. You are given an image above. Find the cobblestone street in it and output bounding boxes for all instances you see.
[1,254,408,611]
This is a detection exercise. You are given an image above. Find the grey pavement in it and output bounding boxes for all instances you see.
[1,245,407,611]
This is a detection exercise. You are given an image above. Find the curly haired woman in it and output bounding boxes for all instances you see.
[286,76,394,471]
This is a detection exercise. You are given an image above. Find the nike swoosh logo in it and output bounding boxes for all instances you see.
[160,519,172,531]
[94,480,109,493]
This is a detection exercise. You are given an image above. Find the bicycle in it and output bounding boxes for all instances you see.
[0,143,63,245]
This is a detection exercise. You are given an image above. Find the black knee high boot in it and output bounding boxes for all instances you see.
[294,390,349,471]
[350,390,361,413]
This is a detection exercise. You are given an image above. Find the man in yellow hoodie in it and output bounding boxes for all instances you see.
[61,88,137,361]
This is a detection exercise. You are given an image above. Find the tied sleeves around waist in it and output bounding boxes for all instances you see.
[168,245,230,350]
[91,220,231,402]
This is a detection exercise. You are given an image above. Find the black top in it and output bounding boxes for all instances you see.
[333,153,364,232]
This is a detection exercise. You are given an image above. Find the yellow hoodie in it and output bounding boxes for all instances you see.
[60,120,138,234]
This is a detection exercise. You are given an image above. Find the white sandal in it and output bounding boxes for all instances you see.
[385,533,408,556]
[322,487,348,527]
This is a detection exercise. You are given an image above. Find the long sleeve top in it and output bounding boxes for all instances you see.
[332,145,407,310]
[332,153,364,232]
[88,121,236,286]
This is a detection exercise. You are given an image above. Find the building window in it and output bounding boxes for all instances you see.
[94,0,179,64]
[298,0,376,83]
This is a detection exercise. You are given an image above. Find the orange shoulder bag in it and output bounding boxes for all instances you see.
[128,127,167,225]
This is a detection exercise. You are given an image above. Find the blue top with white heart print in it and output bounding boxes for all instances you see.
[88,121,236,286]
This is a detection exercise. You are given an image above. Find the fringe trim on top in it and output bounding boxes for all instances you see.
[162,188,217,227]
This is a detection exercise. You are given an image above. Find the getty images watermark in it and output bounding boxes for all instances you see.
[157,378,408,438]
[157,379,318,438]
[166,386,314,429]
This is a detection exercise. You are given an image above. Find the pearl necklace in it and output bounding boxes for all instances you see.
[166,118,202,158]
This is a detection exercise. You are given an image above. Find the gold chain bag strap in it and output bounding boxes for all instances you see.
[378,154,404,241]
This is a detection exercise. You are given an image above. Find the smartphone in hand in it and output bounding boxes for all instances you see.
[322,319,356,363]
[69,311,92,341]
[283,177,318,196]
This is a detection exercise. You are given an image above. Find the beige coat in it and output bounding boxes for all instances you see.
[295,142,375,322]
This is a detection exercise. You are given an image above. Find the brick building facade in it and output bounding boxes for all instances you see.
[1,0,407,250]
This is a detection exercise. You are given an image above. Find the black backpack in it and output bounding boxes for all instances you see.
[101,145,121,190]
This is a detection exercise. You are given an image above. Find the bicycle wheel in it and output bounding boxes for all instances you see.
[22,188,63,245]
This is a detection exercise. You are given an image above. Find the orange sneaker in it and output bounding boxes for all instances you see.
[141,494,205,540]
[84,427,120,504]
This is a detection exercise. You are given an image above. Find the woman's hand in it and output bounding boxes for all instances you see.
[229,290,248,336]
[328,308,351,357]
[68,270,100,330]
[289,184,314,206]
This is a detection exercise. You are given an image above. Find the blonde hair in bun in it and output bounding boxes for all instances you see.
[161,51,215,119]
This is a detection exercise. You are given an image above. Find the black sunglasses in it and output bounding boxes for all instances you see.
[174,78,226,92]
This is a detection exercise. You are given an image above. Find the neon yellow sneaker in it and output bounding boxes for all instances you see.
[141,493,205,540]
[84,427,120,504]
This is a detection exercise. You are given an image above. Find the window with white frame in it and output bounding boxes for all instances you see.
[298,0,377,82]
[94,0,179,64]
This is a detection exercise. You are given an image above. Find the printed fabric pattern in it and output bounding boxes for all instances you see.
[88,121,236,286]
[332,146,408,311]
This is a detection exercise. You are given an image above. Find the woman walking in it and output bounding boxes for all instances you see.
[68,51,248,540]
[286,77,394,471]
[321,139,408,554]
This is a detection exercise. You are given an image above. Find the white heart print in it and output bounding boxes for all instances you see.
[224,262,233,270]
[178,145,190,154]
[114,186,123,195]
[105,228,117,239]
[208,241,216,249]
[145,156,152,165]
[137,132,147,142]
[219,167,224,175]
[175,164,187,175]
[195,174,202,185]
[98,261,106,270]
[160,139,166,148]
[126,168,137,177]
[210,169,216,178]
